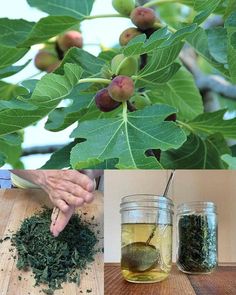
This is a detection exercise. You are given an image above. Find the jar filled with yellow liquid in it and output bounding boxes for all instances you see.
[120,194,174,283]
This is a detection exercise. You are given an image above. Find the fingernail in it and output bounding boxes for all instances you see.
[52,230,59,237]
[87,180,95,192]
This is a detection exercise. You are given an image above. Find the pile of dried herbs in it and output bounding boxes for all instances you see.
[11,208,99,294]
[177,214,217,273]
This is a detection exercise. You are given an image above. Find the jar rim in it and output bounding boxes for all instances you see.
[177,201,217,213]
[120,194,174,213]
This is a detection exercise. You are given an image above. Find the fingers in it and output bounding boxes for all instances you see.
[48,171,95,192]
[50,206,75,237]
[51,180,94,203]
[49,190,94,212]
[63,192,85,207]
[66,171,95,192]
[44,171,96,214]
[54,199,70,213]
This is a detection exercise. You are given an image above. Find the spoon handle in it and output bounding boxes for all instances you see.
[163,170,175,197]
[145,170,175,245]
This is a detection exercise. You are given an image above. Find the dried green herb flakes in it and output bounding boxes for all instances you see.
[11,208,98,293]
[178,214,217,273]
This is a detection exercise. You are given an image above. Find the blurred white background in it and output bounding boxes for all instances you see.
[1,0,132,168]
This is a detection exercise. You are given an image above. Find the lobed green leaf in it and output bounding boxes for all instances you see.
[41,141,76,169]
[56,47,105,76]
[187,110,236,139]
[0,18,34,47]
[148,68,203,121]
[0,133,24,168]
[193,0,223,24]
[27,0,95,20]
[123,24,197,57]
[187,27,229,77]
[225,12,236,83]
[0,46,28,69]
[0,81,29,101]
[19,16,79,47]
[161,133,230,169]
[70,104,187,169]
[135,41,183,87]
[207,28,228,64]
[0,64,83,136]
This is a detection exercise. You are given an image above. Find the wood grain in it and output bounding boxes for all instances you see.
[187,267,236,295]
[104,263,236,295]
[0,189,104,295]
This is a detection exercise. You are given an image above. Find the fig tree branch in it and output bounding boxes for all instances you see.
[78,78,111,85]
[180,49,236,100]
[22,144,65,157]
[85,13,128,20]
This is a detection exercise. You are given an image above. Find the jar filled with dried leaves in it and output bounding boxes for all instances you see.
[177,201,218,274]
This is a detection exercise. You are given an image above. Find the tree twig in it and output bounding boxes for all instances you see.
[180,49,236,100]
[203,15,224,29]
[22,144,65,157]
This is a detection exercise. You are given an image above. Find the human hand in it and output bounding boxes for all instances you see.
[11,170,99,237]
[36,170,95,213]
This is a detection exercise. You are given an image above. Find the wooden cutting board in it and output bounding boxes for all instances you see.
[0,189,104,295]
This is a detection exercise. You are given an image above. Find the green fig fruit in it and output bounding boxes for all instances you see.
[112,0,135,16]
[130,94,152,109]
[111,54,138,76]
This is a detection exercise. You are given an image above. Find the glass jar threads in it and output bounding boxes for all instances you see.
[177,202,218,274]
[120,194,174,283]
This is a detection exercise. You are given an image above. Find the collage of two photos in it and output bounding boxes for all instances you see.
[0,0,236,294]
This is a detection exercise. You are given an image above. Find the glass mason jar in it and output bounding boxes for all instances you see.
[177,202,218,274]
[120,194,174,283]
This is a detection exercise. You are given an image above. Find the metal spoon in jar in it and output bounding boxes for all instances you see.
[121,171,175,273]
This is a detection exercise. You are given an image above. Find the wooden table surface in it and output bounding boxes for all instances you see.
[105,263,236,295]
[0,189,104,295]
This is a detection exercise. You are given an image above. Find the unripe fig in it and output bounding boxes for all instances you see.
[95,88,121,112]
[111,54,138,76]
[119,27,142,46]
[34,51,59,71]
[112,0,135,16]
[130,94,151,109]
[57,30,83,52]
[108,76,135,102]
[130,7,156,30]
